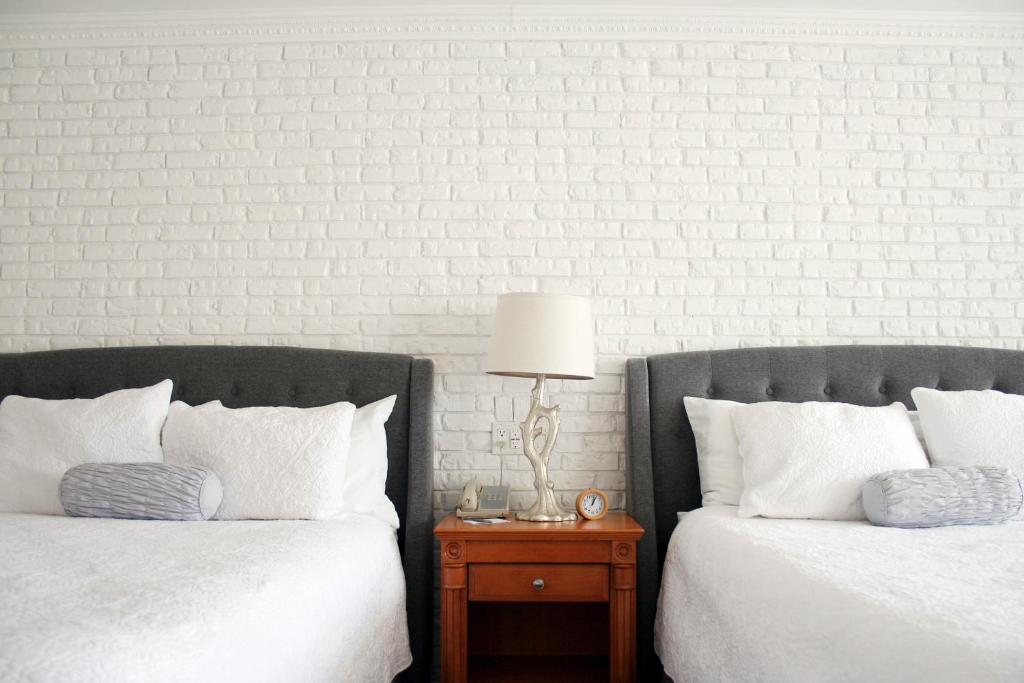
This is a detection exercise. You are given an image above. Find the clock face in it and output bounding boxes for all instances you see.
[581,491,605,517]
[576,487,608,520]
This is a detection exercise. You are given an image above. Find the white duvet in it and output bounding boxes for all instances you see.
[656,507,1024,683]
[0,513,411,683]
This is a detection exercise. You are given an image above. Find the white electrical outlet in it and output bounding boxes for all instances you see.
[492,422,522,454]
[509,430,523,452]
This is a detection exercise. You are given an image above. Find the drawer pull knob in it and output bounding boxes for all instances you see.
[532,578,545,591]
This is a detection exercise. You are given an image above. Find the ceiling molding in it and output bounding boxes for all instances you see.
[3,6,1024,47]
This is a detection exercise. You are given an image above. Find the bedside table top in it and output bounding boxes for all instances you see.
[434,511,643,541]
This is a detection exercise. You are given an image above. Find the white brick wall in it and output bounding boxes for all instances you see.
[2,16,1024,516]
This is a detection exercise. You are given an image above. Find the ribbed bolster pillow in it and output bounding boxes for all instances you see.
[863,466,1023,529]
[60,463,222,521]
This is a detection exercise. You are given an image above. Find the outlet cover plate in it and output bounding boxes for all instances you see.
[492,422,523,455]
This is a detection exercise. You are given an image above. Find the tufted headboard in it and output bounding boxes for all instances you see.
[0,344,434,683]
[625,344,1024,679]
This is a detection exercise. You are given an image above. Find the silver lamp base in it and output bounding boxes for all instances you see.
[516,508,578,522]
[515,374,577,523]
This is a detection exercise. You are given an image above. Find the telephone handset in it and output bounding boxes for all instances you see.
[456,478,510,519]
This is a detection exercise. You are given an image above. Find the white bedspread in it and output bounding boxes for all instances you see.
[656,507,1024,683]
[0,513,411,683]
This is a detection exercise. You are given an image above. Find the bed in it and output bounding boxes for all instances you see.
[0,345,434,683]
[626,345,1024,681]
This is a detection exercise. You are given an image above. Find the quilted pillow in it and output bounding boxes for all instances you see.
[863,466,1023,528]
[0,380,174,515]
[732,401,929,520]
[683,398,933,509]
[162,400,356,520]
[60,463,223,521]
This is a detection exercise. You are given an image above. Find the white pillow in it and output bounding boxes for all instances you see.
[685,398,931,508]
[911,387,1024,491]
[340,395,399,528]
[907,410,929,458]
[0,380,173,515]
[162,400,356,520]
[683,396,745,506]
[732,401,929,521]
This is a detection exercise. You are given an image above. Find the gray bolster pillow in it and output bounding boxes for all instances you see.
[60,463,222,521]
[863,466,1022,528]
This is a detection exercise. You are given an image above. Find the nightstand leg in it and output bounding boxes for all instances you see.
[441,544,468,683]
[610,542,637,683]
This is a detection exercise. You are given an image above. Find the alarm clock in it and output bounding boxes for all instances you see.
[576,487,608,521]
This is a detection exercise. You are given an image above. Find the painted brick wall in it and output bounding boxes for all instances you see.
[2,27,1023,516]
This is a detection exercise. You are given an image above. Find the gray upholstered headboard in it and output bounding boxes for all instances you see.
[626,344,1024,679]
[0,345,434,683]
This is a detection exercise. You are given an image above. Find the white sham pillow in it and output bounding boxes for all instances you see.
[162,399,356,520]
[911,388,1024,493]
[0,380,173,515]
[341,395,399,528]
[907,410,928,458]
[684,396,745,506]
[732,401,928,521]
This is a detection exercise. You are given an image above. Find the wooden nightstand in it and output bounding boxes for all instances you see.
[434,512,644,683]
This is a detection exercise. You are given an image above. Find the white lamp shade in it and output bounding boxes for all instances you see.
[485,293,595,380]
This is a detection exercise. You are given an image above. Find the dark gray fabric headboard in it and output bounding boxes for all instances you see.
[626,344,1024,679]
[0,345,434,683]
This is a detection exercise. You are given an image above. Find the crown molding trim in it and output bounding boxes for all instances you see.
[3,7,1024,47]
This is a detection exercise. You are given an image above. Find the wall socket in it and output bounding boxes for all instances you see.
[492,422,523,454]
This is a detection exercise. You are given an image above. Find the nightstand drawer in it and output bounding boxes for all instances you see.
[469,563,609,602]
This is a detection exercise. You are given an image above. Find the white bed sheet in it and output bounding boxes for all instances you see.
[656,507,1024,683]
[0,513,411,683]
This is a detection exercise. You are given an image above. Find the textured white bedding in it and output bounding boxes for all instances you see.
[656,507,1024,683]
[0,513,411,683]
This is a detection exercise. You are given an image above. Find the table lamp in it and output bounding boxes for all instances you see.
[485,292,595,522]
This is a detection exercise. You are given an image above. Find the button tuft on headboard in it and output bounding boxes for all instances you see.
[823,386,832,395]
[288,388,298,398]
[765,386,775,396]
[878,384,887,393]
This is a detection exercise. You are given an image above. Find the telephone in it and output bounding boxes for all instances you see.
[456,478,510,519]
